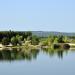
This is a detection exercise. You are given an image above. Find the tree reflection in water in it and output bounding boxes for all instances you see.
[0,48,39,61]
[0,47,70,61]
[42,48,69,59]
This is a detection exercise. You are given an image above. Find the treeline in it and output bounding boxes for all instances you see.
[0,31,40,46]
[0,31,33,45]
[0,31,32,42]
[0,31,75,46]
[40,35,75,47]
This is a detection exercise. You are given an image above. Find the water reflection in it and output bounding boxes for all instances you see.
[0,48,39,61]
[0,47,74,61]
[42,48,69,59]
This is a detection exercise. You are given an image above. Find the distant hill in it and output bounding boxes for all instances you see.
[32,31,75,37]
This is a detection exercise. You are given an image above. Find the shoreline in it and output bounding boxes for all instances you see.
[0,43,75,51]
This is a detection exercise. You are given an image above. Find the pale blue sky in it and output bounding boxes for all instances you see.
[0,0,75,32]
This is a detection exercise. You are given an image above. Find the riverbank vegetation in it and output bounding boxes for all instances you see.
[0,31,75,50]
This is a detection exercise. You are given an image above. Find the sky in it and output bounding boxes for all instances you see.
[0,0,75,32]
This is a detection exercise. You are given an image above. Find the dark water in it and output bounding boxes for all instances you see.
[0,48,75,75]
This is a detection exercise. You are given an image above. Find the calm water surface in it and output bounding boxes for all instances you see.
[0,48,75,75]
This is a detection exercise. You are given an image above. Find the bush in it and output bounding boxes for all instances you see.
[11,37,18,46]
[57,36,64,43]
[2,37,10,45]
[31,35,39,45]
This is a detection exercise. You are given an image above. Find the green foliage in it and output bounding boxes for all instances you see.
[40,36,55,46]
[25,31,32,36]
[27,36,32,41]
[63,36,69,43]
[2,37,10,45]
[53,37,58,43]
[0,31,32,46]
[31,35,39,45]
[0,31,32,42]
[48,36,55,44]
[16,35,23,45]
[70,39,75,43]
[0,31,75,47]
[11,36,18,46]
[57,36,64,43]
[24,38,26,43]
[41,40,48,46]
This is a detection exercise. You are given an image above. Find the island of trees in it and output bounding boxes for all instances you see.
[0,31,75,50]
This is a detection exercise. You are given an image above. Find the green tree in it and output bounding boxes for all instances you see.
[11,36,18,46]
[2,37,10,45]
[31,35,39,45]
[63,36,69,43]
[27,36,32,41]
[16,35,23,45]
[57,36,64,43]
[53,37,58,43]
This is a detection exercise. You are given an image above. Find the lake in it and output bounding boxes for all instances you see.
[0,48,75,75]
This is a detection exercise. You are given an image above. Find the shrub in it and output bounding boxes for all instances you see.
[2,37,10,45]
[11,37,18,46]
